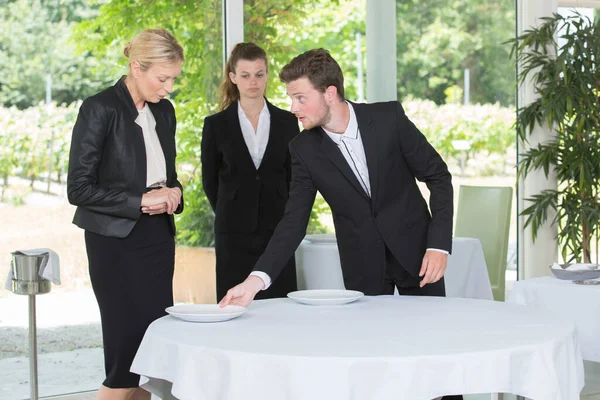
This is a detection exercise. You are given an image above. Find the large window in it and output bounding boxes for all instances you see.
[395,0,518,292]
[0,1,223,398]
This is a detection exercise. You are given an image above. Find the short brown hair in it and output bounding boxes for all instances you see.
[218,42,268,111]
[279,49,345,100]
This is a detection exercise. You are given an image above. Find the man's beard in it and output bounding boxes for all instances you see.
[306,100,332,130]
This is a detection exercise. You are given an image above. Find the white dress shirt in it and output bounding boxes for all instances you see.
[252,102,446,291]
[135,104,167,187]
[323,103,371,196]
[238,100,270,169]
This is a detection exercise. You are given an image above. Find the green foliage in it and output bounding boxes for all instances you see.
[0,102,80,198]
[402,98,515,175]
[396,0,515,106]
[511,12,600,263]
[0,0,114,108]
[175,175,215,247]
[308,197,332,234]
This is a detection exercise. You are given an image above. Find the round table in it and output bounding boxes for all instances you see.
[508,276,600,362]
[131,296,583,400]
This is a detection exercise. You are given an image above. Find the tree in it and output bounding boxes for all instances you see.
[396,0,515,106]
[0,0,114,109]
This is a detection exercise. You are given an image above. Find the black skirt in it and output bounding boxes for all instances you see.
[85,213,174,388]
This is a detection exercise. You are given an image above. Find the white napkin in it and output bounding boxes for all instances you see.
[551,262,598,271]
[4,248,61,290]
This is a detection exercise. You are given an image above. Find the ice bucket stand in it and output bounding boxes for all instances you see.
[10,252,51,400]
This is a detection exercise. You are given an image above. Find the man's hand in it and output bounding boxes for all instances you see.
[219,275,265,308]
[418,250,448,287]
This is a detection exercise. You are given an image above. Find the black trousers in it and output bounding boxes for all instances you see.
[382,246,446,297]
[215,229,297,301]
[383,246,463,400]
[86,213,174,388]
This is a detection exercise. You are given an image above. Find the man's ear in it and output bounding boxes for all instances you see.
[324,85,338,103]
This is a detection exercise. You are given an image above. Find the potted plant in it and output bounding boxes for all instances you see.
[512,12,600,263]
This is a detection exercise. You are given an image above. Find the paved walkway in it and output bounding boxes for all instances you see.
[0,289,104,399]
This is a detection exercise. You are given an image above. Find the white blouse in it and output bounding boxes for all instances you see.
[237,100,271,169]
[135,104,167,187]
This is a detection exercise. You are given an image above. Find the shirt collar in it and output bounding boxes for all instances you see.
[237,99,270,122]
[323,102,359,144]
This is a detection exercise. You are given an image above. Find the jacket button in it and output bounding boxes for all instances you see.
[376,239,383,245]
[255,175,260,181]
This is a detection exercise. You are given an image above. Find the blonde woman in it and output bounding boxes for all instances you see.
[67,28,184,400]
[201,43,299,301]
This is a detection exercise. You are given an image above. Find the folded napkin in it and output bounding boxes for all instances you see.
[551,262,598,271]
[4,248,61,291]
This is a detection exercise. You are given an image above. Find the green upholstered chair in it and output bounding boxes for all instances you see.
[454,185,513,301]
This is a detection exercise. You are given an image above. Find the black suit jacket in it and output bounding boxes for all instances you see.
[254,101,453,294]
[201,101,300,233]
[67,77,183,238]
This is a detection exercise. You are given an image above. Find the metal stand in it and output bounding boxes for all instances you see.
[10,252,51,400]
[28,294,39,400]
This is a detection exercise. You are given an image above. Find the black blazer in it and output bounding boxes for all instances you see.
[67,77,183,238]
[201,101,299,234]
[254,101,453,294]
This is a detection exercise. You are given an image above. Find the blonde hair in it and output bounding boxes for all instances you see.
[124,28,184,71]
[218,42,268,111]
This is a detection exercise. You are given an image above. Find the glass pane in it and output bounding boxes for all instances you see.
[0,1,223,398]
[396,0,518,297]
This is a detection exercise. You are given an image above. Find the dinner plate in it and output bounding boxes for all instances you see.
[573,280,600,285]
[166,304,247,322]
[287,289,364,305]
[549,264,600,281]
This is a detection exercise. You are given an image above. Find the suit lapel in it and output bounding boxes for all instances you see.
[226,103,257,171]
[115,77,146,186]
[353,102,378,204]
[319,128,371,202]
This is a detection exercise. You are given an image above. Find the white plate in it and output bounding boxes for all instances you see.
[287,289,364,305]
[166,304,247,322]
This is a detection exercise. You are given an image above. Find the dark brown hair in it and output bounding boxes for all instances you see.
[279,48,344,100]
[218,42,268,111]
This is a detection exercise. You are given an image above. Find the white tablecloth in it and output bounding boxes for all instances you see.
[295,236,493,300]
[507,276,600,362]
[131,296,583,400]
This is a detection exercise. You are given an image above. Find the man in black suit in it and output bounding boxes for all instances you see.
[220,48,453,305]
[221,48,460,400]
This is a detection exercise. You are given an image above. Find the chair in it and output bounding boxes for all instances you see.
[454,185,513,301]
